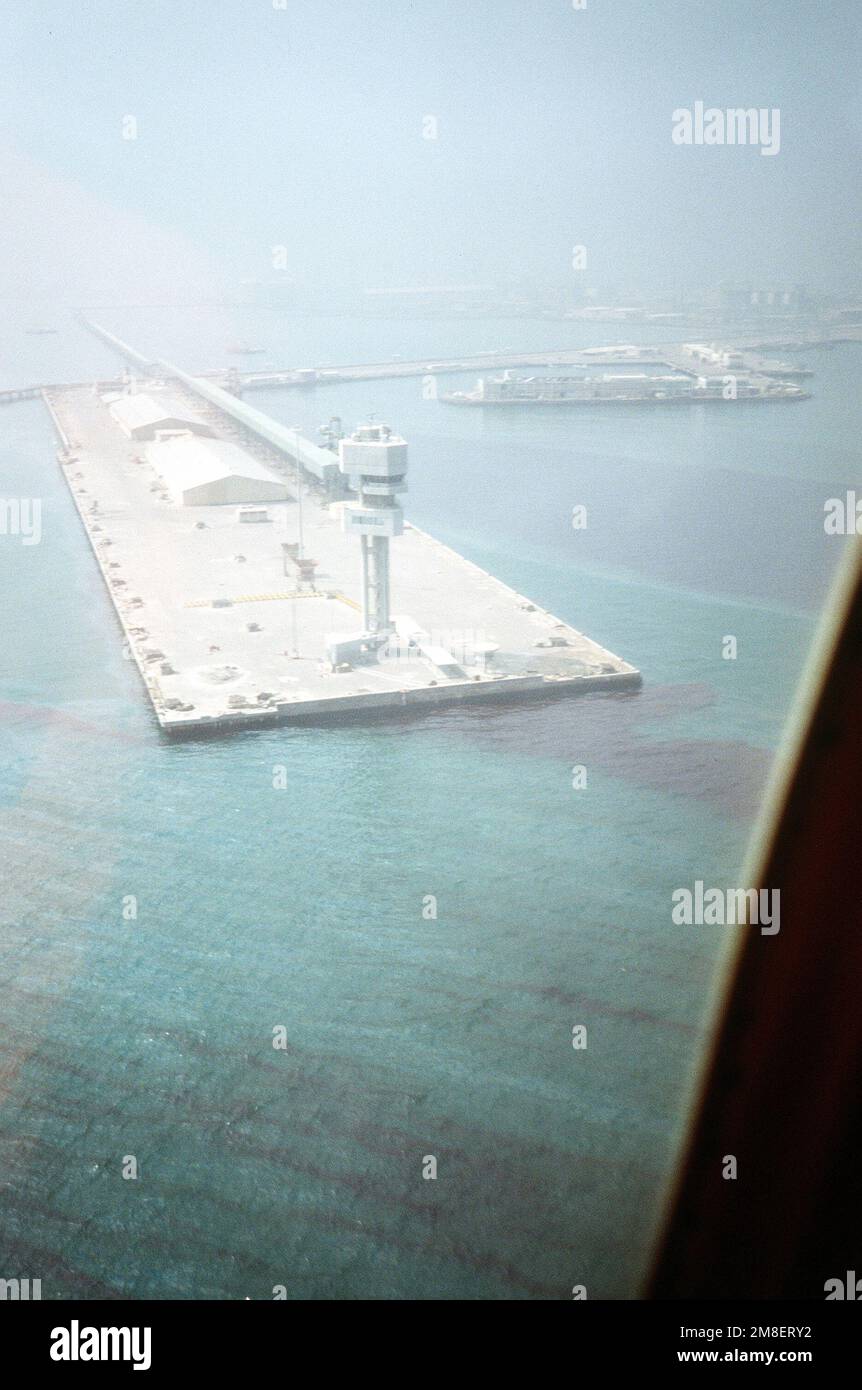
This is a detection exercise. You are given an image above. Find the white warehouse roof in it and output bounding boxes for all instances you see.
[108,391,215,440]
[157,360,342,487]
[146,435,291,506]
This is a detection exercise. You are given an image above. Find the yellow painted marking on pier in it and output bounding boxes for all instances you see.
[185,590,361,609]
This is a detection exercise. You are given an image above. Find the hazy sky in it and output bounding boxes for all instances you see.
[0,0,859,301]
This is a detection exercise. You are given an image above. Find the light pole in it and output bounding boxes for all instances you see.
[291,427,303,658]
[290,590,299,659]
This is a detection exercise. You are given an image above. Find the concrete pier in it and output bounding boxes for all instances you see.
[43,382,640,736]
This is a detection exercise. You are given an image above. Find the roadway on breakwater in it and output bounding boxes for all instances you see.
[80,316,858,390]
[6,317,856,402]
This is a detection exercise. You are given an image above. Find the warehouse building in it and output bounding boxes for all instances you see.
[108,391,216,441]
[146,435,292,506]
[157,359,344,493]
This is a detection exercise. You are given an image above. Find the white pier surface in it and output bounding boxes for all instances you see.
[45,385,640,735]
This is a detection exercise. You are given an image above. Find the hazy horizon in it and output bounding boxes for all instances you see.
[0,0,859,305]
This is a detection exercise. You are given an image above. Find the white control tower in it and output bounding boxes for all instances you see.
[338,423,408,635]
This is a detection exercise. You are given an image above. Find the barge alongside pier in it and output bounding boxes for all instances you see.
[42,380,640,736]
[442,370,810,406]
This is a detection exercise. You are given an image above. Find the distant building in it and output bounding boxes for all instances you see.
[750,286,808,313]
[718,283,809,319]
[362,284,494,316]
[145,435,291,506]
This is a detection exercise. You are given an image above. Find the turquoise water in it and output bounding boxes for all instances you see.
[0,313,857,1298]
